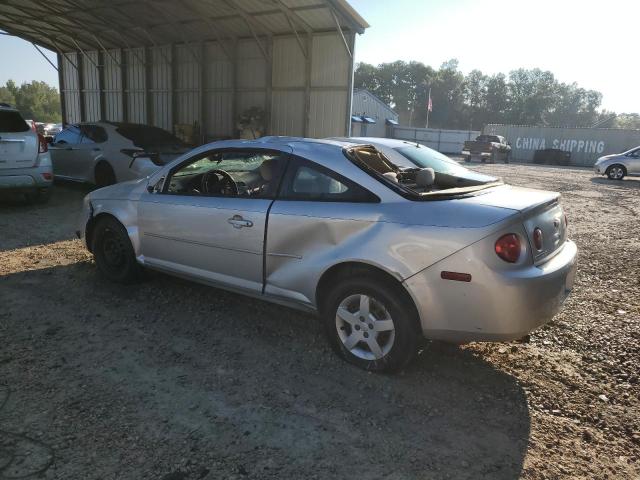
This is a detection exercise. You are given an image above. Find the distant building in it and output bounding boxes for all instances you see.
[351,89,399,137]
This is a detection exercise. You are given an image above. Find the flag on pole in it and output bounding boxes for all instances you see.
[427,89,433,112]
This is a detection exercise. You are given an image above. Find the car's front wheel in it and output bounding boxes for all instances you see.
[323,276,420,372]
[92,216,141,283]
[606,164,626,180]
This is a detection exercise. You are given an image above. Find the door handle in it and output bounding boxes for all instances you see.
[227,215,253,229]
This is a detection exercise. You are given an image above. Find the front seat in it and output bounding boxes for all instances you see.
[258,159,275,196]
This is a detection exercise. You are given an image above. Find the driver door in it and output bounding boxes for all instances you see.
[138,147,289,293]
[627,148,640,174]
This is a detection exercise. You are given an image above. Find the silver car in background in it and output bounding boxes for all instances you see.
[0,103,53,202]
[51,122,189,187]
[593,146,640,180]
[77,137,577,372]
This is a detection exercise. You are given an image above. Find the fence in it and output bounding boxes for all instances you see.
[389,126,480,154]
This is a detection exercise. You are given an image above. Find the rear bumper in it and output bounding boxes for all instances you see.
[0,164,53,191]
[404,239,578,343]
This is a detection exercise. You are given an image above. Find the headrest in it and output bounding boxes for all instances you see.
[260,159,274,181]
[382,172,398,183]
[416,168,435,188]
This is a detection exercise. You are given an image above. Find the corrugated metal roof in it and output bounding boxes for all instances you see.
[0,0,368,52]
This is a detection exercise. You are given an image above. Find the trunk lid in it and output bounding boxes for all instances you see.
[0,110,39,169]
[459,185,567,263]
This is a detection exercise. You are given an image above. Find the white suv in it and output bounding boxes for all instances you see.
[0,103,53,202]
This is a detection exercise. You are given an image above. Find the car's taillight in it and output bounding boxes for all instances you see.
[533,227,543,251]
[38,133,48,153]
[495,234,521,263]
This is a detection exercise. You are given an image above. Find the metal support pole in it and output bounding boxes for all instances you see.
[120,48,128,122]
[32,43,58,71]
[57,52,67,125]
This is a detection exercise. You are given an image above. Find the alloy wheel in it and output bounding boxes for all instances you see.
[335,294,395,361]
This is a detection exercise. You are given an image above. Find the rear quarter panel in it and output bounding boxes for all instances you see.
[264,199,518,307]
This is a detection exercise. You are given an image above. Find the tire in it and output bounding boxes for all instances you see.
[606,164,626,180]
[95,162,116,188]
[91,216,141,284]
[322,275,420,373]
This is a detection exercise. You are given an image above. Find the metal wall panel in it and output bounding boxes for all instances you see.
[82,51,101,121]
[174,44,199,126]
[150,45,172,131]
[58,30,355,139]
[272,36,305,88]
[103,49,122,122]
[204,42,233,138]
[308,90,348,138]
[126,48,147,124]
[392,127,480,154]
[307,32,353,138]
[311,34,349,88]
[484,124,640,166]
[271,90,305,136]
[61,53,81,123]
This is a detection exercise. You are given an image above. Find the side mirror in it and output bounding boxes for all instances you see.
[147,177,165,194]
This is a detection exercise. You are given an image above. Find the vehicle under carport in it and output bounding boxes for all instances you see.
[0,0,368,141]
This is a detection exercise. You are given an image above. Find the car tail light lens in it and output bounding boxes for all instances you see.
[41,172,53,180]
[495,234,521,263]
[38,133,48,153]
[533,228,543,251]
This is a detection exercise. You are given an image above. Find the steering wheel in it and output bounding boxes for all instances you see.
[201,169,238,196]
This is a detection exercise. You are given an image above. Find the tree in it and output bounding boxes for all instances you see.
[0,80,61,122]
[353,60,621,130]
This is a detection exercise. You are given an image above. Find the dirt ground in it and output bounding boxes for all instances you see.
[1,164,639,480]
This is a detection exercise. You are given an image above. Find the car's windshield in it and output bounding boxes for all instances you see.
[394,146,496,183]
[0,110,30,133]
[116,125,186,149]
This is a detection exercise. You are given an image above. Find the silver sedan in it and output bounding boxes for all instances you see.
[77,137,578,372]
[593,145,640,180]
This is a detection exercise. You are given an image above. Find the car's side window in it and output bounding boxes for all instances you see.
[163,149,286,199]
[80,125,108,144]
[279,158,379,203]
[54,125,82,145]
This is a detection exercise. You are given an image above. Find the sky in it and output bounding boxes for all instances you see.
[0,0,638,113]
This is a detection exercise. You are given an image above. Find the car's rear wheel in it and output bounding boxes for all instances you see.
[606,164,626,180]
[95,162,116,188]
[322,276,420,372]
[92,217,141,284]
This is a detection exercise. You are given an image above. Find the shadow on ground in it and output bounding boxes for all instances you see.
[0,262,531,479]
[590,176,640,189]
[0,181,91,252]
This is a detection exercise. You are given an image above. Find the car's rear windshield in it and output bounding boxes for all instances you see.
[0,110,30,133]
[116,125,186,148]
[346,145,501,200]
[394,146,495,183]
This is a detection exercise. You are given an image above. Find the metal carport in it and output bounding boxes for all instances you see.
[0,0,368,141]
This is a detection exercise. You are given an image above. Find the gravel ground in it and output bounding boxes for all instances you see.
[0,165,638,479]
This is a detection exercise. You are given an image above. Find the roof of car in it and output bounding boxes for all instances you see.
[0,103,18,111]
